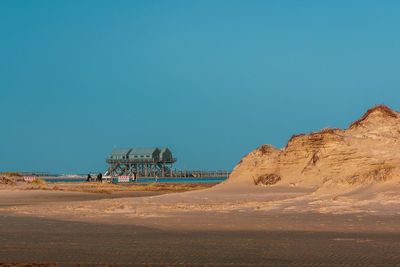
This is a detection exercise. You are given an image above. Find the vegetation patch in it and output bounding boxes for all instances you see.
[285,133,306,148]
[253,174,281,186]
[315,127,340,134]
[28,179,47,185]
[0,176,16,185]
[257,145,275,155]
[345,165,396,184]
[349,104,397,129]
[20,182,216,194]
[0,172,22,177]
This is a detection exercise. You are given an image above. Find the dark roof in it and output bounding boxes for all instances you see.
[128,148,159,157]
[110,148,131,156]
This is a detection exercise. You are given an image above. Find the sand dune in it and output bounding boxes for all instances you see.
[203,104,400,214]
[128,104,400,216]
[226,105,400,188]
[3,105,400,223]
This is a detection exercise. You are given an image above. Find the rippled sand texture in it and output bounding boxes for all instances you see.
[3,105,400,265]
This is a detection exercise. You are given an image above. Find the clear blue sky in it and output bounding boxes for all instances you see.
[1,1,399,174]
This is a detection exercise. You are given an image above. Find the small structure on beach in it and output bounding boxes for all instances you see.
[105,147,177,178]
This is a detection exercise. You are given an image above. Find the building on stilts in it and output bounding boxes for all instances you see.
[105,147,177,178]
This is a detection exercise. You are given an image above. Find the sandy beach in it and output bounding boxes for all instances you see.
[3,0,400,264]
[3,106,400,266]
[2,214,400,266]
[2,181,400,266]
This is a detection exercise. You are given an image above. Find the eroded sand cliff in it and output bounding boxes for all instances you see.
[3,105,400,221]
[226,105,400,189]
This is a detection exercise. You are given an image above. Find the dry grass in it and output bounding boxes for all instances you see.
[284,105,398,150]
[253,173,281,186]
[285,133,306,148]
[0,177,16,185]
[344,163,400,184]
[285,128,341,149]
[0,263,58,267]
[349,104,397,129]
[20,182,215,194]
[315,127,340,134]
[0,172,22,177]
[256,144,277,155]
[128,183,213,191]
[28,179,47,185]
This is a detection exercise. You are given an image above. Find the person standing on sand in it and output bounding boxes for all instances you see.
[87,173,91,182]
[97,173,102,183]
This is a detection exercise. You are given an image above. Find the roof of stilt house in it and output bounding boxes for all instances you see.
[129,148,160,157]
[109,148,132,159]
[107,147,176,163]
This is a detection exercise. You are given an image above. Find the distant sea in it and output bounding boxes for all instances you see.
[42,177,227,183]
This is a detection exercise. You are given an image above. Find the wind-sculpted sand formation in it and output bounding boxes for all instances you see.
[229,104,400,188]
[221,104,400,215]
[3,105,400,224]
[3,105,400,266]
